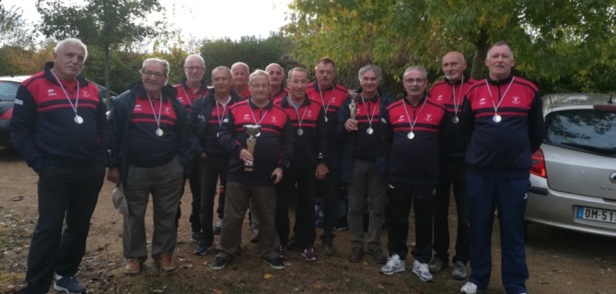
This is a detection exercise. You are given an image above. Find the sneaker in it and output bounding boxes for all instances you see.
[279,246,287,259]
[347,247,364,263]
[367,247,387,264]
[191,231,203,243]
[209,256,228,270]
[380,254,405,275]
[155,254,176,272]
[323,239,336,256]
[302,247,318,261]
[53,275,86,294]
[460,281,480,294]
[194,243,212,256]
[264,257,285,270]
[428,256,447,273]
[412,260,433,282]
[452,260,468,280]
[213,219,222,235]
[286,239,301,250]
[122,258,142,275]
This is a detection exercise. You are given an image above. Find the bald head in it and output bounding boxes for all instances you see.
[442,51,466,82]
[265,63,284,86]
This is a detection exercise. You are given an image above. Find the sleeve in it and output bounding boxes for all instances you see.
[278,113,295,170]
[380,106,392,172]
[528,91,545,153]
[106,95,126,168]
[187,98,205,156]
[96,88,108,160]
[461,93,475,137]
[9,85,45,173]
[337,96,351,138]
[175,101,193,170]
[218,108,244,157]
[316,107,328,163]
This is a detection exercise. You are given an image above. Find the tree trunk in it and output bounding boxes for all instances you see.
[470,28,489,80]
[104,44,112,110]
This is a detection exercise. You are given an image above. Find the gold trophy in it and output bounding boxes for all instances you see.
[243,124,261,172]
[349,93,358,120]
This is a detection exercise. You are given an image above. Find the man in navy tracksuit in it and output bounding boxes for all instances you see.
[11,38,107,294]
[460,41,544,294]
[274,67,328,261]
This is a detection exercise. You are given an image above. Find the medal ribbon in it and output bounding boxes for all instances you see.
[485,77,515,117]
[51,70,80,118]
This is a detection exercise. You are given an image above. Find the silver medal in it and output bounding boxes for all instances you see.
[366,127,374,135]
[74,115,84,124]
[216,132,221,138]
[452,116,459,124]
[155,128,164,136]
[324,116,328,123]
[407,131,415,140]
[493,114,502,123]
[297,128,304,136]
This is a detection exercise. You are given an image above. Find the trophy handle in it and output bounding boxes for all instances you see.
[349,93,358,120]
[244,134,258,172]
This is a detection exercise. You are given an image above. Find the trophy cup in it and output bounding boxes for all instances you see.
[349,93,358,120]
[243,124,261,172]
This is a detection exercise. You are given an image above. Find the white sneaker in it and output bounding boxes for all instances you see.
[412,260,433,282]
[460,281,478,294]
[380,254,405,275]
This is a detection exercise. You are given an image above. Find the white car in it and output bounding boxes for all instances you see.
[526,93,616,237]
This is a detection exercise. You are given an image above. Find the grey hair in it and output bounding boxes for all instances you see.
[265,63,283,72]
[248,69,270,84]
[287,67,308,79]
[184,54,205,67]
[358,64,383,81]
[231,62,249,72]
[54,38,88,61]
[212,66,232,77]
[142,57,170,79]
[486,41,515,60]
[403,66,428,80]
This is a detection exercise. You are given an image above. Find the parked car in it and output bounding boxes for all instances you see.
[0,75,117,148]
[526,93,616,237]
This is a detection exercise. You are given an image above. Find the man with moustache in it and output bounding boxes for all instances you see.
[380,66,446,283]
[427,51,475,280]
[210,70,294,270]
[175,54,209,243]
[305,57,349,256]
[188,66,242,255]
[274,67,328,261]
[11,38,107,294]
[231,62,251,99]
[266,63,288,100]
[107,57,192,275]
[339,64,393,265]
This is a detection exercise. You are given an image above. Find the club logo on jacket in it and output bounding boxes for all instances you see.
[177,96,184,103]
[271,116,278,123]
[437,94,443,101]
[512,96,521,104]
[81,90,90,98]
[479,98,486,105]
[134,104,142,111]
[164,107,171,114]
[307,110,313,118]
[397,115,406,122]
[425,113,433,121]
[243,114,251,121]
[48,89,56,97]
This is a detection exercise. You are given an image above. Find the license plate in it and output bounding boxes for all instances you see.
[576,206,616,224]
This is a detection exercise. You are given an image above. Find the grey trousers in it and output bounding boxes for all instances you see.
[347,159,387,249]
[216,181,280,261]
[123,156,184,259]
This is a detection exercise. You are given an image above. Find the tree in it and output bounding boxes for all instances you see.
[285,0,616,93]
[36,0,167,108]
[0,4,36,47]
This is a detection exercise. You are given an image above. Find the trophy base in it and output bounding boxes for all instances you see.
[244,166,254,172]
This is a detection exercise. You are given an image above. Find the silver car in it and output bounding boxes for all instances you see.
[526,93,616,237]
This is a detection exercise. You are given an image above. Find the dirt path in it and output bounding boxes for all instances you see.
[1,147,615,293]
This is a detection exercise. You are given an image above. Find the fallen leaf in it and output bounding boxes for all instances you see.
[264,273,273,279]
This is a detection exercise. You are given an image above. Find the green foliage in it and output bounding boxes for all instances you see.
[0,5,36,48]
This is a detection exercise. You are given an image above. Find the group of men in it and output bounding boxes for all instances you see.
[10,36,542,294]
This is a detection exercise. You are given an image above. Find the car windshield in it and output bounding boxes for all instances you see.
[545,109,616,155]
[0,81,19,101]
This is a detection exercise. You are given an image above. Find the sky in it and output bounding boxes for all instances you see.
[3,0,293,41]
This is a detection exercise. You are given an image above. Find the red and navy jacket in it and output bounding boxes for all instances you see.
[382,95,446,185]
[274,95,327,169]
[174,79,209,113]
[219,99,294,186]
[462,74,544,178]
[305,82,349,152]
[337,88,394,183]
[429,76,476,164]
[10,62,107,172]
[271,87,288,101]
[188,88,242,157]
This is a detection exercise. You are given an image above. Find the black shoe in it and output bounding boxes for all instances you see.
[323,239,336,256]
[191,231,204,243]
[53,275,86,294]
[367,247,387,264]
[347,247,364,263]
[213,219,222,235]
[209,256,228,270]
[263,257,285,270]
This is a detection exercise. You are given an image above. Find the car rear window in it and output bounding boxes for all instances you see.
[545,108,616,155]
[0,81,20,101]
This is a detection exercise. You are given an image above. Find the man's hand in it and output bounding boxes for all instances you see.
[271,168,283,184]
[315,163,329,180]
[344,119,358,132]
[107,167,120,183]
[199,152,207,159]
[239,148,254,165]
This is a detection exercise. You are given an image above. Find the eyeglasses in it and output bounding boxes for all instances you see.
[404,78,426,83]
[141,70,166,78]
[184,66,205,72]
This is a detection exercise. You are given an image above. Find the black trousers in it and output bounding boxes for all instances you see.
[198,156,228,246]
[433,161,470,264]
[275,167,317,247]
[319,153,340,241]
[386,183,435,263]
[20,163,104,294]
[176,157,201,232]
